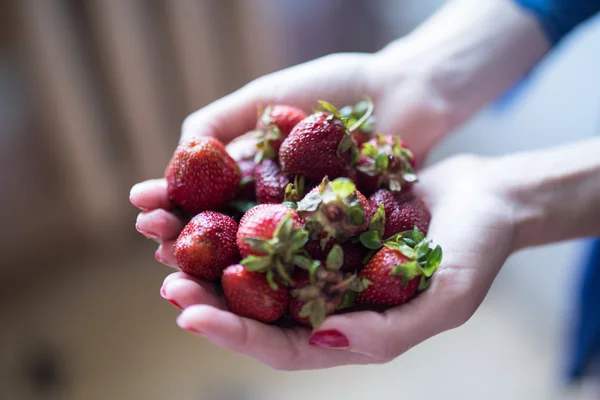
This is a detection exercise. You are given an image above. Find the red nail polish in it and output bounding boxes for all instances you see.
[183,325,204,335]
[160,286,182,309]
[167,298,182,310]
[309,330,350,349]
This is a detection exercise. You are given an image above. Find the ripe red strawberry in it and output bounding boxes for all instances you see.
[339,99,376,147]
[356,230,442,306]
[297,177,373,249]
[279,101,362,181]
[174,212,239,280]
[226,131,263,200]
[369,189,430,239]
[255,105,307,161]
[289,245,369,327]
[236,204,309,286]
[255,159,289,204]
[222,264,289,323]
[356,134,418,196]
[237,159,258,200]
[166,138,241,213]
[226,131,261,162]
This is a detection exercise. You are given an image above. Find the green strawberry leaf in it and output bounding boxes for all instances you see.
[326,244,344,271]
[414,237,431,261]
[309,298,327,328]
[418,275,431,291]
[281,201,298,210]
[288,230,309,253]
[349,277,371,292]
[390,260,421,283]
[337,134,356,157]
[375,153,389,172]
[359,230,383,250]
[273,213,293,240]
[241,255,272,272]
[361,142,378,158]
[317,100,342,118]
[422,245,442,277]
[400,146,414,161]
[347,203,365,226]
[370,205,386,236]
[308,260,321,282]
[331,178,356,199]
[413,227,425,243]
[292,255,314,270]
[297,192,322,212]
[242,237,274,253]
[348,97,374,132]
[384,240,415,259]
[337,291,356,310]
[266,270,278,290]
[402,237,417,248]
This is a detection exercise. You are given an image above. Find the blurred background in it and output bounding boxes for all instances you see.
[0,0,599,399]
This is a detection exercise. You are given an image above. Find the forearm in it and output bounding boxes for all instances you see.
[496,138,600,249]
[374,0,550,129]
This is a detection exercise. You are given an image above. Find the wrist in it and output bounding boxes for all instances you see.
[490,139,600,250]
[373,0,550,132]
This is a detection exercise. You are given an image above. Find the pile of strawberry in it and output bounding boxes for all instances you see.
[164,100,442,328]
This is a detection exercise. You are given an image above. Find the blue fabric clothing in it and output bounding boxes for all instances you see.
[510,0,600,381]
[514,0,600,43]
[568,240,600,380]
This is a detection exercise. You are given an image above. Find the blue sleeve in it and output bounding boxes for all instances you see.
[514,0,600,44]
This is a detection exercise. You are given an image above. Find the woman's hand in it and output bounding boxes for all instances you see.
[157,154,517,370]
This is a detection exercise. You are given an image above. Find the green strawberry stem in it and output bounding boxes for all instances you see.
[383,227,443,291]
[347,98,374,133]
[240,212,309,288]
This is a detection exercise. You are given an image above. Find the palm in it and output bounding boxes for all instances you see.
[136,150,515,369]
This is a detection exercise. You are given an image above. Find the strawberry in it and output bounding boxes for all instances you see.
[368,189,430,240]
[166,138,241,213]
[289,245,370,327]
[226,131,261,162]
[236,204,310,286]
[222,264,289,323]
[226,131,263,200]
[339,98,376,147]
[255,105,307,161]
[297,177,372,250]
[356,229,442,306]
[237,159,258,200]
[356,134,417,196]
[255,159,290,204]
[174,212,240,280]
[279,101,367,182]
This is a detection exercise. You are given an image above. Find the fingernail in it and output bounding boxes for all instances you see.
[155,248,164,263]
[137,228,159,240]
[160,285,182,310]
[129,194,148,210]
[176,316,204,335]
[309,330,350,349]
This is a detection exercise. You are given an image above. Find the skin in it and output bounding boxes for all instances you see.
[131,0,600,370]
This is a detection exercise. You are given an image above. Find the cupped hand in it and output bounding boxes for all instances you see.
[146,153,518,370]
